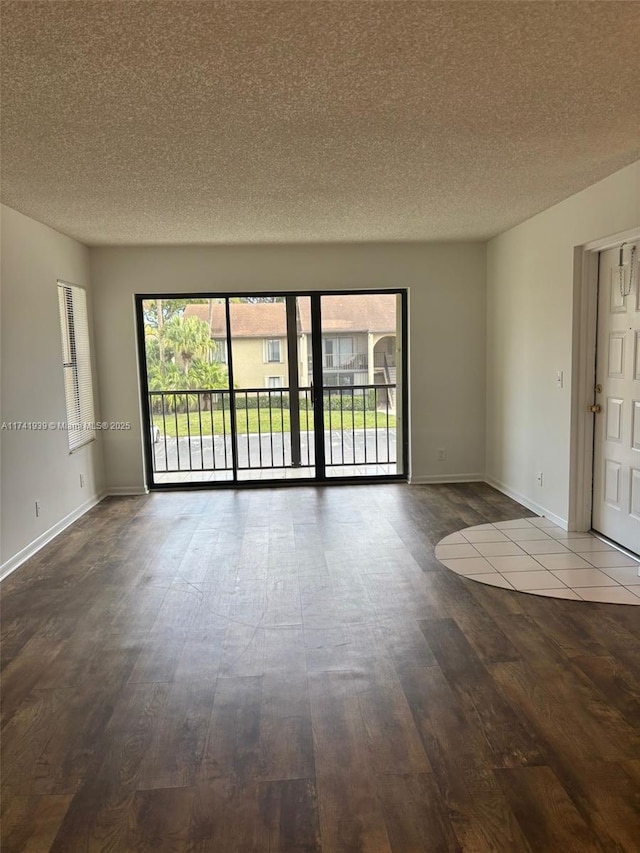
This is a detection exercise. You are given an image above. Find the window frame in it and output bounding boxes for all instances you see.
[265,375,284,388]
[264,338,282,363]
[57,282,96,452]
[212,338,228,364]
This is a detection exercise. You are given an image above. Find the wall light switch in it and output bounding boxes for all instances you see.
[556,370,564,389]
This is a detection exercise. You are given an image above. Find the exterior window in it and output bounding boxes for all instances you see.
[212,339,227,364]
[57,283,95,451]
[265,339,282,363]
[322,336,354,368]
[266,376,283,388]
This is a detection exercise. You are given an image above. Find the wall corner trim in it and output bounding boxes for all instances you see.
[485,476,568,530]
[409,473,485,485]
[0,491,108,582]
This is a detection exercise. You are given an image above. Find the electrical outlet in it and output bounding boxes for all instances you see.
[80,473,85,488]
[536,472,543,487]
[437,448,446,461]
[35,500,41,517]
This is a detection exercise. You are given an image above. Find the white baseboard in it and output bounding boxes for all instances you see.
[0,491,107,582]
[410,473,485,485]
[485,476,568,530]
[106,486,149,496]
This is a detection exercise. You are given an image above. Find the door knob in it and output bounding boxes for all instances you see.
[588,404,602,414]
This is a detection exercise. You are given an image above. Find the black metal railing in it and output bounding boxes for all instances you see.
[233,388,314,470]
[148,389,234,474]
[323,384,396,468]
[148,383,396,477]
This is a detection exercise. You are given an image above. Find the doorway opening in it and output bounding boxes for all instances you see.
[135,290,408,487]
[571,229,640,556]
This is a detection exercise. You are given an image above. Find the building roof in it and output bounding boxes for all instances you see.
[299,295,396,335]
[185,295,396,337]
[186,302,287,338]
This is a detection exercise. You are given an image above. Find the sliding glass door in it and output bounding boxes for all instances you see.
[229,296,316,481]
[140,297,234,484]
[136,290,406,487]
[319,293,404,478]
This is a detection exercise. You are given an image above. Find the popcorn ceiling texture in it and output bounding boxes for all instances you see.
[2,1,639,246]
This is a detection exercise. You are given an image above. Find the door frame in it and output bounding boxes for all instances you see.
[569,227,640,532]
[135,288,409,490]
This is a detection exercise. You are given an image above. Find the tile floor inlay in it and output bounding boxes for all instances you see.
[435,517,640,605]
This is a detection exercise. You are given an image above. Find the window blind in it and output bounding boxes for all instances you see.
[57,283,95,451]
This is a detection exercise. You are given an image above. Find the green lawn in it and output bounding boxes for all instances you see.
[153,408,395,437]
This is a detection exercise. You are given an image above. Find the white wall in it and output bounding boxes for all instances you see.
[89,242,487,491]
[0,205,105,573]
[486,160,640,526]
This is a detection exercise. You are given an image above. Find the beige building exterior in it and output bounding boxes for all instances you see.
[185,295,398,391]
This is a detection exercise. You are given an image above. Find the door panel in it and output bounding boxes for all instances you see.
[606,398,623,441]
[141,297,235,485]
[592,244,640,554]
[319,293,404,478]
[633,401,640,450]
[229,296,315,481]
[631,469,640,519]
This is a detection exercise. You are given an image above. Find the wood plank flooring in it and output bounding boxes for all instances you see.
[2,483,639,851]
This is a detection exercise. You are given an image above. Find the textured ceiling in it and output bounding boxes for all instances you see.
[2,1,639,246]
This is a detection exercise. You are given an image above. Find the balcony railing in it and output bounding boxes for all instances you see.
[322,385,396,469]
[147,383,397,478]
[310,352,368,371]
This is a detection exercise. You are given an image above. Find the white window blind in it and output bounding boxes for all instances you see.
[57,283,95,451]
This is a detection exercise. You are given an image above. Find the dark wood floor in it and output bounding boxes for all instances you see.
[2,483,640,852]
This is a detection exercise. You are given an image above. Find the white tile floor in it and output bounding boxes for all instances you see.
[435,517,640,605]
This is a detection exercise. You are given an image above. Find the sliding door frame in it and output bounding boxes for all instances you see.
[135,288,408,490]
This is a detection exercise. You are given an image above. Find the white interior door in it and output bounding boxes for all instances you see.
[592,244,640,554]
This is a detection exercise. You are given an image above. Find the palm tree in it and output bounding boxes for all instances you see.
[162,316,212,375]
[145,312,231,414]
[147,361,189,411]
[188,359,229,411]
[189,359,228,389]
